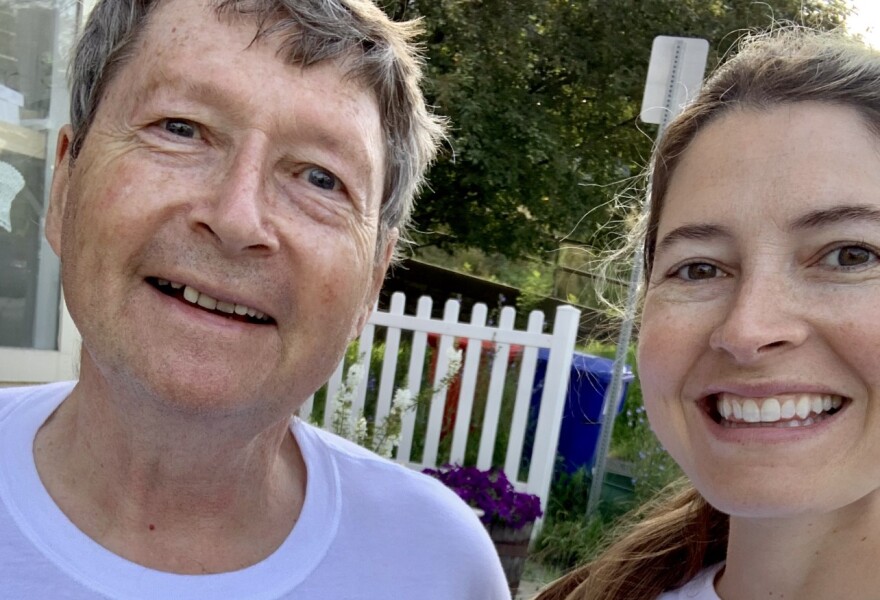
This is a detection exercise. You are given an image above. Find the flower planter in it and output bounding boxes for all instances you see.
[424,464,543,596]
[486,521,533,597]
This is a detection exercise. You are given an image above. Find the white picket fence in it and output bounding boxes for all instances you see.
[298,291,581,522]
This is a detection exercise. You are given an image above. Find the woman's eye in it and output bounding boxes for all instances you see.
[674,262,723,281]
[306,167,340,191]
[820,245,878,269]
[161,119,198,139]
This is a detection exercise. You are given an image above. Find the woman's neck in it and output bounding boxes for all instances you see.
[719,495,880,600]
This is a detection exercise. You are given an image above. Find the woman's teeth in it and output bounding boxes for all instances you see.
[715,393,844,427]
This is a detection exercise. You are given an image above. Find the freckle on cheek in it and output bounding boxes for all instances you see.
[321,283,336,306]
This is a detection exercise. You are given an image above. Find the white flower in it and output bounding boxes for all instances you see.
[446,347,463,374]
[392,388,413,411]
[331,399,354,438]
[346,363,364,384]
[336,388,353,405]
[376,437,393,459]
[354,416,368,443]
[376,428,403,459]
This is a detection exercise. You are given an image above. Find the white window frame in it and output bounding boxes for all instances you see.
[0,1,87,385]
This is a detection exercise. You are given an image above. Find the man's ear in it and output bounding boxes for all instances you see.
[46,125,74,257]
[351,227,399,338]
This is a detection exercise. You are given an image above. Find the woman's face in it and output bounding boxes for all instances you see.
[638,102,880,517]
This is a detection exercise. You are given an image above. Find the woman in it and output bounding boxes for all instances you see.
[538,30,880,600]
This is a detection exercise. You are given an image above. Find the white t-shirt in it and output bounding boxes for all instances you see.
[656,563,724,600]
[0,382,510,599]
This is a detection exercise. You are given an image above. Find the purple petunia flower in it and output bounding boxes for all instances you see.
[423,464,543,529]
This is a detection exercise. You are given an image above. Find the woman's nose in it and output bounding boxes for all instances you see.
[709,274,810,365]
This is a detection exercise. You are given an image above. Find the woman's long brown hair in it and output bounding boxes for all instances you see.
[536,482,727,599]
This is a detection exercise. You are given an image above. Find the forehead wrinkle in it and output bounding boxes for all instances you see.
[133,64,257,125]
[133,12,290,125]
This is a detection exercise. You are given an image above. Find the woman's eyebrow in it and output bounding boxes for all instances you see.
[656,223,732,255]
[790,205,880,230]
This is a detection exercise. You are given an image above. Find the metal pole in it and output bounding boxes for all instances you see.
[585,40,684,517]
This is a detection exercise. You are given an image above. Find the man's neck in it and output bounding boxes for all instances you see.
[32,362,307,574]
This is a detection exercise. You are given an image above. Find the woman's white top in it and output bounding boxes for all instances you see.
[656,562,724,599]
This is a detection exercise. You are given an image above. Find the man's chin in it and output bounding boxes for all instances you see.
[84,352,285,421]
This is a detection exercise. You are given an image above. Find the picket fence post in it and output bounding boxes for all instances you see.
[525,305,580,520]
[312,291,580,526]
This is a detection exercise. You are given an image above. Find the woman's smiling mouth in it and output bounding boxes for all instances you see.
[706,392,848,428]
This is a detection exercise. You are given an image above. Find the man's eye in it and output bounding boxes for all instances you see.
[674,262,723,281]
[820,245,878,269]
[162,119,198,139]
[306,168,339,191]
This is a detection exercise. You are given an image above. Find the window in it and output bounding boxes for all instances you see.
[0,0,78,351]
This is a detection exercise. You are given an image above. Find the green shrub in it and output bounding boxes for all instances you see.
[533,513,608,571]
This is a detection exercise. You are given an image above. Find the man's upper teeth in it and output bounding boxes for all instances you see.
[158,279,266,320]
[717,393,842,423]
[197,294,217,310]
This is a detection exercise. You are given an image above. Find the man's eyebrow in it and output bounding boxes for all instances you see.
[655,223,732,255]
[790,205,880,230]
[139,76,253,122]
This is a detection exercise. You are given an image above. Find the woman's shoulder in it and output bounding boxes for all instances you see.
[655,563,724,600]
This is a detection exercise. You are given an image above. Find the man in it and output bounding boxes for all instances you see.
[0,0,510,597]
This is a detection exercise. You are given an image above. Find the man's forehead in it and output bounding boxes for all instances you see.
[133,0,366,83]
[141,0,237,45]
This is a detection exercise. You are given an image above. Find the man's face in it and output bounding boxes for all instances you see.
[47,0,393,417]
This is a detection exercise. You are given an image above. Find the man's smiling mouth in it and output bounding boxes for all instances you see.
[146,277,275,325]
[707,392,848,428]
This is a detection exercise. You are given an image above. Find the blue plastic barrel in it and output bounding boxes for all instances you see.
[528,349,634,474]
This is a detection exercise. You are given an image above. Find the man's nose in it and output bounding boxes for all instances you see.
[708,272,810,365]
[189,137,280,256]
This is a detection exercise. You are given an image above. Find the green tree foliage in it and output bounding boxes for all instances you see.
[384,0,849,258]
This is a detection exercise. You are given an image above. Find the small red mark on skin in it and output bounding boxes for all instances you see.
[149,524,155,531]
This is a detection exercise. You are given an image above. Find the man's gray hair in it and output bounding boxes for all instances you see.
[69,0,446,253]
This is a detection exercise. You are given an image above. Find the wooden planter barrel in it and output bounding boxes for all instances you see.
[486,521,534,597]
